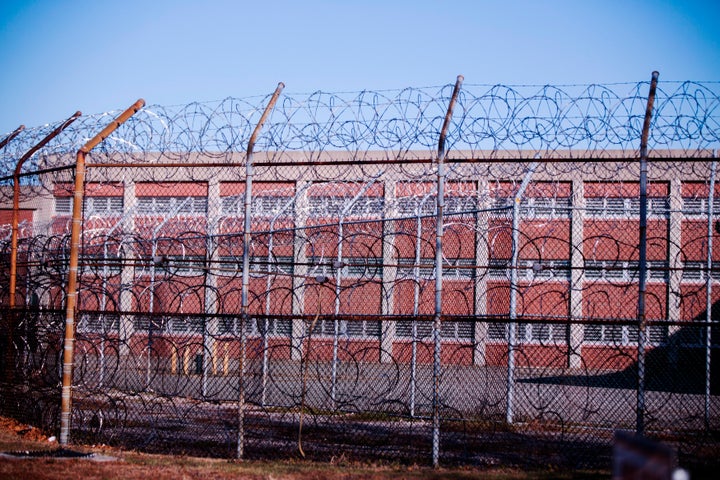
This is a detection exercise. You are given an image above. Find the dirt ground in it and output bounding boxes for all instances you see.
[0,416,607,480]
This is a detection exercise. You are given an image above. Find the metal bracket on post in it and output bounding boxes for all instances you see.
[432,74,463,468]
[238,82,284,460]
[636,71,659,437]
[60,100,145,446]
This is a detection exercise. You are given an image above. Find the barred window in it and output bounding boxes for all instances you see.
[396,195,477,217]
[77,313,120,333]
[55,197,72,214]
[308,256,382,279]
[395,320,473,340]
[488,322,508,340]
[681,197,720,217]
[221,195,294,217]
[396,320,433,339]
[488,259,511,280]
[446,196,478,215]
[585,197,669,217]
[137,196,207,215]
[133,316,205,334]
[491,197,571,218]
[397,257,474,280]
[168,316,205,334]
[215,255,294,277]
[487,259,570,281]
[134,315,167,332]
[151,255,206,277]
[397,258,435,279]
[308,319,381,338]
[583,324,668,345]
[55,196,123,216]
[80,254,122,275]
[487,322,567,343]
[397,196,436,216]
[519,260,570,281]
[308,196,384,218]
[681,261,720,282]
[218,318,292,337]
[585,260,668,282]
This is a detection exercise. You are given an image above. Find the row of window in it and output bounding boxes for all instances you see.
[56,195,720,219]
[487,323,670,346]
[78,253,719,284]
[78,313,682,347]
[75,313,475,341]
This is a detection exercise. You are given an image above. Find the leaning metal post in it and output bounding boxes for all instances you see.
[432,74,463,468]
[706,153,717,428]
[60,100,145,446]
[506,160,538,425]
[238,82,284,459]
[10,112,81,309]
[636,70,659,436]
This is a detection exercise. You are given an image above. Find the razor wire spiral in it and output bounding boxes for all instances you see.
[1,79,720,467]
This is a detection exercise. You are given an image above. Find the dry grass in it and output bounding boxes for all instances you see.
[0,416,606,479]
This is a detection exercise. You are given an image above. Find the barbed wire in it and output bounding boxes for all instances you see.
[1,80,718,173]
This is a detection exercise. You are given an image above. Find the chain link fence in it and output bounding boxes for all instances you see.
[1,77,720,468]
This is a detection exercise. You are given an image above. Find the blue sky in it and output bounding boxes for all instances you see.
[0,0,718,135]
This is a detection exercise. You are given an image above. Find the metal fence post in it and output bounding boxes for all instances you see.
[506,160,538,425]
[636,71,659,436]
[432,75,463,468]
[60,100,144,446]
[706,154,717,428]
[238,82,284,459]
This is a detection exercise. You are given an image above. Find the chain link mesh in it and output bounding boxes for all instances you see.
[1,79,720,468]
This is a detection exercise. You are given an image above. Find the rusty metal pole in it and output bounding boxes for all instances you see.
[432,75,463,468]
[10,112,81,309]
[1,124,25,386]
[0,125,25,151]
[60,100,144,446]
[238,82,284,459]
[636,71,659,437]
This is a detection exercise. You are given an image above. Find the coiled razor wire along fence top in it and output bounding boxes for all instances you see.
[1,75,720,469]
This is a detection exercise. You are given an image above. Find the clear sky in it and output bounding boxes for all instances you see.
[0,0,718,135]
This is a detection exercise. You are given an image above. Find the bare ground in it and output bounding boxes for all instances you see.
[0,416,608,480]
